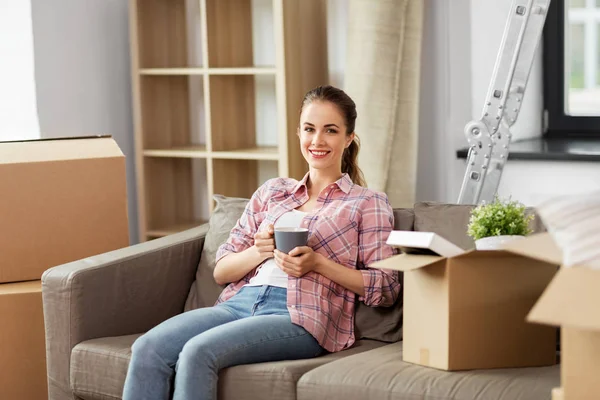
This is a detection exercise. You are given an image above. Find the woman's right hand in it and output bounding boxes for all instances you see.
[252,224,275,261]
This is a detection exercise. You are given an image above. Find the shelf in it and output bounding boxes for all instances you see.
[143,146,208,158]
[140,68,205,75]
[143,146,278,160]
[207,67,277,75]
[146,220,207,238]
[139,67,277,76]
[212,147,279,160]
[132,0,328,241]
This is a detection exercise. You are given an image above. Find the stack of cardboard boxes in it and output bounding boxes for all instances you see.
[0,137,130,400]
[518,234,600,400]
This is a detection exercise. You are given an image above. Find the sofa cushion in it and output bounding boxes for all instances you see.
[414,202,477,250]
[353,208,412,343]
[184,195,249,311]
[414,202,546,251]
[70,334,387,400]
[70,334,141,400]
[297,341,560,400]
[393,208,415,231]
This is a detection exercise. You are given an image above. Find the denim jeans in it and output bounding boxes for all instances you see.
[122,285,324,400]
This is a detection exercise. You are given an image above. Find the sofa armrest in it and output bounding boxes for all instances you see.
[41,223,209,400]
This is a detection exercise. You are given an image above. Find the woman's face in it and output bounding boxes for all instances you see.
[298,101,354,174]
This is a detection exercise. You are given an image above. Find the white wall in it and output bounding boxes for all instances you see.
[0,1,40,141]
[31,0,138,243]
[327,0,348,89]
[417,0,473,203]
[498,161,600,205]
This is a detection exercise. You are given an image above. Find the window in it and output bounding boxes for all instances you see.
[544,0,600,137]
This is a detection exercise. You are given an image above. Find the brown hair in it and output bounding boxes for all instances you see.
[300,85,366,187]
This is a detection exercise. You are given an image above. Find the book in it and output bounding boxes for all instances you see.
[386,231,465,257]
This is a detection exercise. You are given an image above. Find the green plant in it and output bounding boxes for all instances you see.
[467,197,534,241]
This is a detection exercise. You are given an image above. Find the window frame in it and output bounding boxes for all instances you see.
[543,0,600,137]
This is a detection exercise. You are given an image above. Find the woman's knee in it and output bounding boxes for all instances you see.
[178,337,217,369]
[131,332,165,359]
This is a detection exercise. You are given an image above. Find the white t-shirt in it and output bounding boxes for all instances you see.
[245,209,307,288]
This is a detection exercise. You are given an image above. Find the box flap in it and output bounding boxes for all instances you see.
[0,280,41,295]
[501,233,563,265]
[450,249,516,260]
[527,267,600,331]
[372,253,445,271]
[0,136,123,164]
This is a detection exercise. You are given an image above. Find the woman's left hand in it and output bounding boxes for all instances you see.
[273,246,323,277]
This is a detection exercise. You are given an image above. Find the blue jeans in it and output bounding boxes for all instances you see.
[122,285,324,400]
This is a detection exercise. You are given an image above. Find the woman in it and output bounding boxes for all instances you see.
[122,85,400,400]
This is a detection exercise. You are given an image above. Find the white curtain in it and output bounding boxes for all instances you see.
[0,1,40,141]
[344,0,424,207]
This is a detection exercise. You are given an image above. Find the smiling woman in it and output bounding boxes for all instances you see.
[122,85,400,400]
[0,1,40,141]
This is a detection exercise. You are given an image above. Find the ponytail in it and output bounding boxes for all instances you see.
[342,135,366,187]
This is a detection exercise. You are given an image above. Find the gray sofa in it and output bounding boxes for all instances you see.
[41,201,559,400]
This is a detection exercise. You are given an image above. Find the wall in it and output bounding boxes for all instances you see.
[417,0,473,203]
[498,161,600,205]
[31,0,138,243]
[0,1,40,141]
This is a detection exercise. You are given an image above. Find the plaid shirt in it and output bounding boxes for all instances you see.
[215,173,400,352]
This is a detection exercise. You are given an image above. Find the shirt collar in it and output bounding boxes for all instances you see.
[292,172,310,195]
[337,173,353,194]
[291,172,353,195]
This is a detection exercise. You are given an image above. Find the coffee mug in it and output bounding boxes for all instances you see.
[274,227,309,255]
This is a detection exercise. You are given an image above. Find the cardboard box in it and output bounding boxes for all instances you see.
[0,136,130,283]
[373,234,559,371]
[552,387,564,400]
[521,234,600,400]
[0,281,47,400]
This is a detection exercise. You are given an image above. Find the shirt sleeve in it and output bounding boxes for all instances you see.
[357,192,401,307]
[215,182,270,264]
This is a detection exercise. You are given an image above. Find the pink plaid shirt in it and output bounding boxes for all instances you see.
[215,173,400,352]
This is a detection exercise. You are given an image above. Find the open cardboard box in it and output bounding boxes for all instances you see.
[507,234,600,400]
[373,233,559,371]
[0,136,130,283]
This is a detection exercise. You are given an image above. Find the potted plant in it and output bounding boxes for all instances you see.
[467,197,534,250]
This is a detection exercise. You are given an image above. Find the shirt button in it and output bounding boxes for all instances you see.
[291,305,296,308]
[291,284,296,288]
